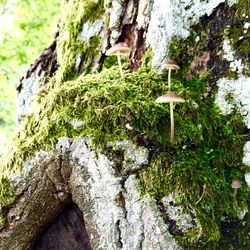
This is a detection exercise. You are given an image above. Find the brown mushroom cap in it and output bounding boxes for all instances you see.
[106,43,131,56]
[155,91,185,103]
[231,179,241,189]
[164,60,180,70]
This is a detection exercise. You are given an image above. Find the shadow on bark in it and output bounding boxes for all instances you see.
[34,204,92,250]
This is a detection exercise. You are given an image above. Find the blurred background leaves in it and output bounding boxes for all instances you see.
[0,0,60,152]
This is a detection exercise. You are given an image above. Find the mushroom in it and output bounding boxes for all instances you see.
[106,43,131,77]
[155,91,185,145]
[164,60,180,90]
[231,179,241,198]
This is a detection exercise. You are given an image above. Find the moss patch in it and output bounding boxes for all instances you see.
[152,1,250,248]
[0,60,249,248]
[0,1,249,248]
[0,63,166,204]
[139,70,249,248]
[56,0,104,84]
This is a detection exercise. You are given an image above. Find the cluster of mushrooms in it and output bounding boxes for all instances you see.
[106,43,243,199]
[106,43,185,145]
[155,60,185,145]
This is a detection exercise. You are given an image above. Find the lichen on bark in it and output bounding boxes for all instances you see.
[56,0,105,83]
[1,0,250,249]
[1,61,249,248]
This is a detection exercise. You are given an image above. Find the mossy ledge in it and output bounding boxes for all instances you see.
[0,60,249,247]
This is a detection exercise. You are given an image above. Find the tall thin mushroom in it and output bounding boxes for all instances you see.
[106,43,131,77]
[164,60,180,90]
[155,91,185,145]
[231,179,241,199]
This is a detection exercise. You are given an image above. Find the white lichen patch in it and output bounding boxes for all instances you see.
[146,0,236,68]
[69,139,179,249]
[136,0,152,29]
[78,19,103,42]
[107,0,125,43]
[120,175,145,249]
[75,54,82,71]
[243,142,250,186]
[244,22,250,34]
[121,175,181,249]
[125,123,133,130]
[215,77,250,128]
[8,151,52,194]
[222,38,244,74]
[238,207,248,220]
[162,194,195,233]
[70,139,124,249]
[141,196,181,250]
[17,73,42,122]
[110,140,149,171]
[56,137,72,153]
[245,172,250,186]
[71,119,84,129]
[216,77,250,186]
[146,0,173,68]
[243,142,250,166]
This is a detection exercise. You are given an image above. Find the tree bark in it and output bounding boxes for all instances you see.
[1,0,250,249]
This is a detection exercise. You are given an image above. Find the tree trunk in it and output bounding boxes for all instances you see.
[1,0,250,249]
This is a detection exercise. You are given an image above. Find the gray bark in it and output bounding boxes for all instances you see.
[1,0,250,249]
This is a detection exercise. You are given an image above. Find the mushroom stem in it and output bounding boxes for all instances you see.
[170,102,174,145]
[168,68,172,90]
[233,188,237,198]
[117,54,123,77]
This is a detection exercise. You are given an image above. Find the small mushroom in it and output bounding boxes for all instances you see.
[164,60,180,90]
[155,91,185,145]
[231,179,241,198]
[106,43,131,77]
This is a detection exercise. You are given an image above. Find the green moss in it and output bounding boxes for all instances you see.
[0,64,166,204]
[152,5,250,245]
[169,28,208,68]
[236,0,250,18]
[0,62,249,248]
[216,207,250,250]
[223,24,250,74]
[56,0,104,84]
[139,74,249,247]
[0,216,6,229]
[0,1,249,247]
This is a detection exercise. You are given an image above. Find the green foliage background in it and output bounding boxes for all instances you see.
[0,0,60,152]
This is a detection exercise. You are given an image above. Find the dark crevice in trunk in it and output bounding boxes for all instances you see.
[117,0,147,70]
[115,220,123,249]
[17,29,59,93]
[34,203,92,250]
[133,28,146,69]
[119,25,147,70]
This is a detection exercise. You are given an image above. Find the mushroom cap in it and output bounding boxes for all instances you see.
[231,179,241,189]
[106,43,131,56]
[155,91,185,103]
[164,60,180,70]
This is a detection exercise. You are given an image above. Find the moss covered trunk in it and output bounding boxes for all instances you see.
[1,0,250,249]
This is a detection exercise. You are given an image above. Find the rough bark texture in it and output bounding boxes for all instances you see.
[0,151,71,249]
[1,0,250,249]
[0,138,181,250]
